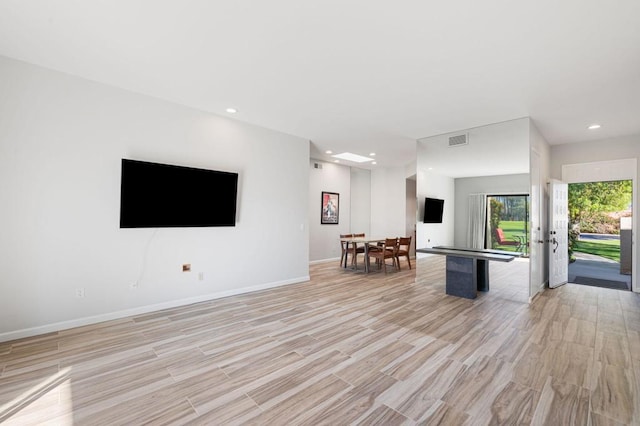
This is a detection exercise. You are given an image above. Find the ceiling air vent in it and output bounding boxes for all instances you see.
[448,134,468,147]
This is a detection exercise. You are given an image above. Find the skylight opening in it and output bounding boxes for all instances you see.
[331,152,374,163]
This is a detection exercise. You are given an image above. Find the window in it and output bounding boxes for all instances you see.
[487,195,529,255]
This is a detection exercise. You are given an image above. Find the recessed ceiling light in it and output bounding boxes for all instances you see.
[226,108,237,114]
[334,160,340,163]
[325,150,333,154]
[372,161,377,165]
[588,124,601,130]
[331,152,374,163]
[369,152,376,156]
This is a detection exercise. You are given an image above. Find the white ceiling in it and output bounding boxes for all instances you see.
[1,1,639,169]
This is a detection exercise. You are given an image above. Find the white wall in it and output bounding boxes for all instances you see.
[309,160,352,262]
[405,160,418,254]
[350,167,372,237]
[405,160,417,179]
[550,134,640,180]
[0,56,310,341]
[530,121,551,297]
[453,174,530,247]
[415,170,455,252]
[370,167,408,238]
[406,178,417,254]
[308,162,409,261]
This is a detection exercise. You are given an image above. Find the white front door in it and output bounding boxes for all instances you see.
[549,179,568,288]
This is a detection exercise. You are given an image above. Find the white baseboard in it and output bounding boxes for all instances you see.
[309,257,340,265]
[0,275,310,343]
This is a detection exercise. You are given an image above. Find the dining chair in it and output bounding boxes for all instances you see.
[494,228,524,251]
[396,236,412,270]
[339,234,353,267]
[368,238,399,274]
[350,233,366,268]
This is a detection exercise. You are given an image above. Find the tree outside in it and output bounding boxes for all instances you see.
[489,198,503,248]
[568,180,632,232]
[567,180,632,262]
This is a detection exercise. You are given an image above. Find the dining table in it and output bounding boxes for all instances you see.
[340,236,386,273]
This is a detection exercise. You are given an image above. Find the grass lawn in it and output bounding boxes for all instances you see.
[574,239,620,262]
[494,221,621,261]
[500,221,527,239]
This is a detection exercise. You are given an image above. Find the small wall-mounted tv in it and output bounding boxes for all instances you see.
[120,159,238,228]
[423,197,444,223]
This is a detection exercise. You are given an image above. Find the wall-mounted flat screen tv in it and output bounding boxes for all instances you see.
[423,197,444,223]
[120,159,238,228]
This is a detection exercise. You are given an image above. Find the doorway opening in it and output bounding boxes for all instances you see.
[486,194,530,256]
[568,180,633,291]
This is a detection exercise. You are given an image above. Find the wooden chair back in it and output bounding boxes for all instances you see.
[384,238,399,252]
[350,233,366,267]
[339,234,354,266]
[368,238,399,274]
[396,236,412,270]
[397,236,411,251]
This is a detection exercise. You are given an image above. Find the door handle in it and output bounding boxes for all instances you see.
[552,237,559,253]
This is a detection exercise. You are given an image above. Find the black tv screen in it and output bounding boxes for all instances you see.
[423,197,444,223]
[120,159,238,228]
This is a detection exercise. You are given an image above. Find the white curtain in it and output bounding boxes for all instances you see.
[467,194,487,249]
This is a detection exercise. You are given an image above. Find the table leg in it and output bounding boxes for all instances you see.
[476,259,489,291]
[445,256,478,299]
[343,242,349,268]
[364,243,370,273]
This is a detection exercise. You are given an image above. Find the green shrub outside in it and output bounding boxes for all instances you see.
[489,198,503,249]
[568,223,579,263]
[578,211,629,234]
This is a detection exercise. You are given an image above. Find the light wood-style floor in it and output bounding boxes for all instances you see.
[1,256,639,425]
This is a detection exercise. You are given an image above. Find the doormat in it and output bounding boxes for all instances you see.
[573,276,629,290]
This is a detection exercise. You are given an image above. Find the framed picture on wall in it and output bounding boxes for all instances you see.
[321,191,339,224]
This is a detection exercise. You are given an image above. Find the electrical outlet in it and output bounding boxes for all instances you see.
[75,288,85,298]
[198,272,204,281]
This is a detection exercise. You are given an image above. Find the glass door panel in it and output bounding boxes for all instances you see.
[487,194,529,256]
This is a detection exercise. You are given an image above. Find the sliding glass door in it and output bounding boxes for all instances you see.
[487,194,530,256]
